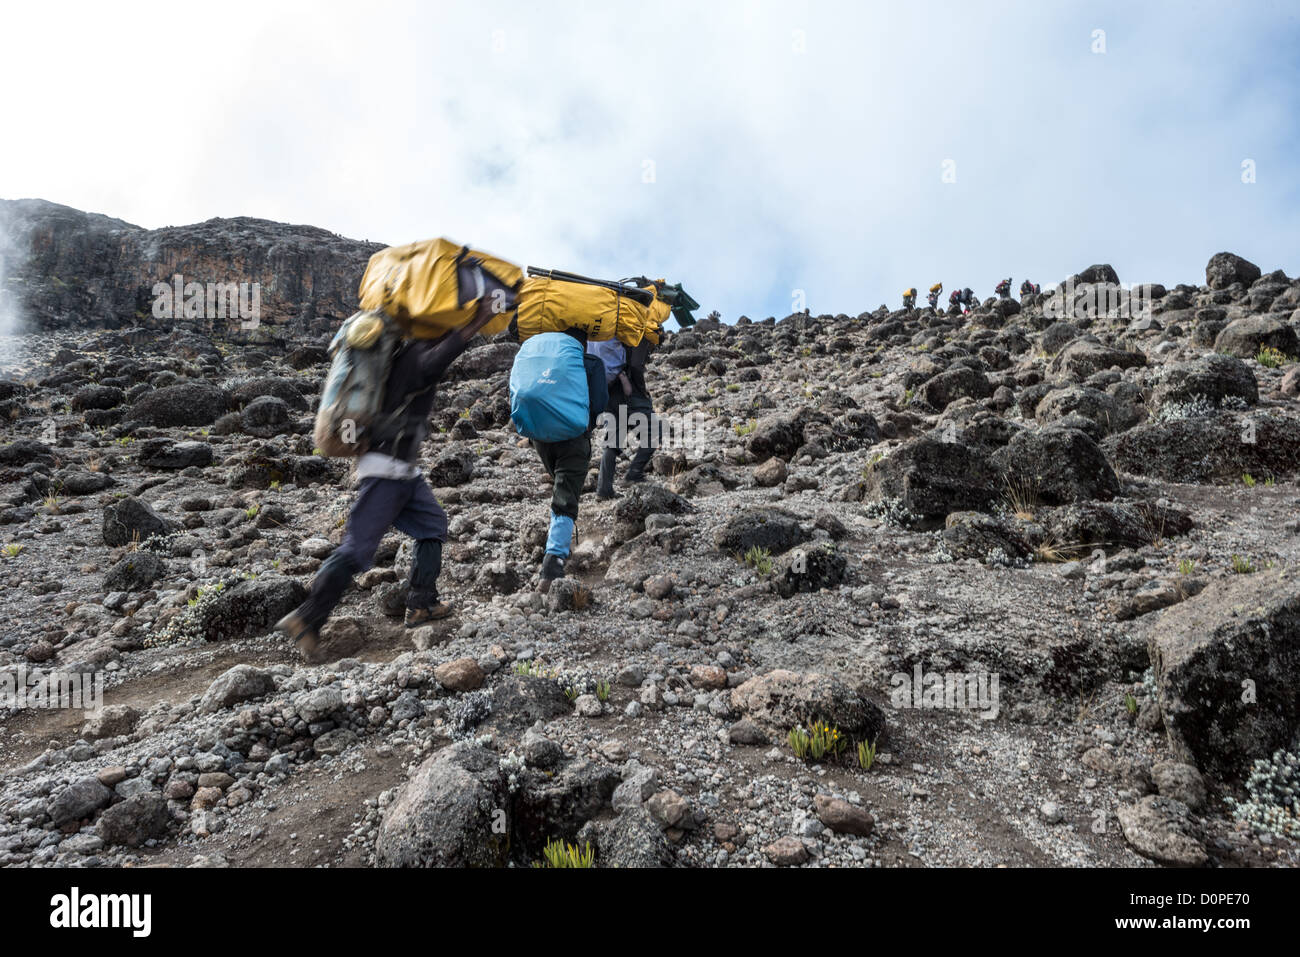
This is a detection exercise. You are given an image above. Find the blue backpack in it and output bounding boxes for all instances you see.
[510,333,608,442]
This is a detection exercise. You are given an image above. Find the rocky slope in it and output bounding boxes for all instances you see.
[0,226,1298,868]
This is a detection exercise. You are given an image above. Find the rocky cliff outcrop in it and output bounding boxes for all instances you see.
[0,199,382,333]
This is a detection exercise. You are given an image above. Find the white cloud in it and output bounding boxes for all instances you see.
[1,0,1296,321]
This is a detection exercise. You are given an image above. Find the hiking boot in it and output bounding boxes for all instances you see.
[538,554,566,593]
[625,470,646,484]
[276,611,324,664]
[405,603,453,628]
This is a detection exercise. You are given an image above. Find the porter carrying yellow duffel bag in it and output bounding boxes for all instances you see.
[358,237,522,339]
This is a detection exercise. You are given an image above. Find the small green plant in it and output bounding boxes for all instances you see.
[788,720,847,762]
[1177,558,1197,576]
[564,685,580,702]
[725,383,740,392]
[733,418,757,437]
[1242,473,1256,488]
[513,659,555,679]
[2,543,24,558]
[535,839,594,868]
[269,479,282,491]
[742,545,773,575]
[902,387,914,407]
[1231,554,1255,574]
[1256,345,1290,368]
[245,504,260,519]
[595,680,611,702]
[1123,693,1138,715]
[857,738,878,771]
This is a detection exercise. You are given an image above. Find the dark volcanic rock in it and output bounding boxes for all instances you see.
[0,199,383,330]
[240,395,293,437]
[102,496,171,546]
[991,426,1121,505]
[103,551,165,591]
[200,575,307,642]
[713,507,809,556]
[857,437,998,522]
[1147,565,1300,782]
[1152,354,1258,411]
[1103,414,1300,482]
[375,742,511,867]
[129,382,226,427]
[96,793,171,848]
[1212,316,1299,359]
[1205,251,1261,291]
[136,438,214,470]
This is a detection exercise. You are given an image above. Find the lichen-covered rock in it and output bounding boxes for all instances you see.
[375,742,511,867]
[1147,565,1300,782]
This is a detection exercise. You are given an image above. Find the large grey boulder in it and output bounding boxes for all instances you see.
[198,664,277,713]
[730,670,886,741]
[375,742,511,867]
[129,382,226,427]
[1205,251,1261,290]
[199,575,306,642]
[1212,315,1299,359]
[1152,354,1258,411]
[96,793,171,847]
[991,426,1121,505]
[856,437,998,523]
[1147,565,1300,782]
[102,496,171,547]
[48,777,113,827]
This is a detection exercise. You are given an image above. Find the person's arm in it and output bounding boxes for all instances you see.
[417,295,503,382]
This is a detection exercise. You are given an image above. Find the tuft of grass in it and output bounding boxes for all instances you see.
[535,839,593,868]
[788,720,847,762]
[1177,558,1197,576]
[1231,554,1255,575]
[1255,345,1292,368]
[2,543,24,558]
[595,679,611,703]
[742,545,773,576]
[857,738,878,770]
[1123,693,1138,716]
[733,418,757,437]
[1003,476,1040,521]
[1242,473,1256,488]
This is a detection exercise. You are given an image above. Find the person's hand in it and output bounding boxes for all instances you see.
[456,288,508,342]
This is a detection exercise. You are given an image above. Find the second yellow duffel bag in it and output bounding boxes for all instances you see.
[516,277,669,346]
[358,237,522,339]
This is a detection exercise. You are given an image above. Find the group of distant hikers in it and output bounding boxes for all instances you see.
[276,241,682,664]
[902,278,1041,314]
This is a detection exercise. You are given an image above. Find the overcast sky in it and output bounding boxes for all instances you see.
[2,0,1297,322]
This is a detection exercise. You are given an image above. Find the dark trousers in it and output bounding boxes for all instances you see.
[296,475,448,630]
[597,388,655,495]
[532,434,591,520]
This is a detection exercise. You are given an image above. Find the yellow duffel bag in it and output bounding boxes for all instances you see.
[358,237,522,339]
[516,277,665,347]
